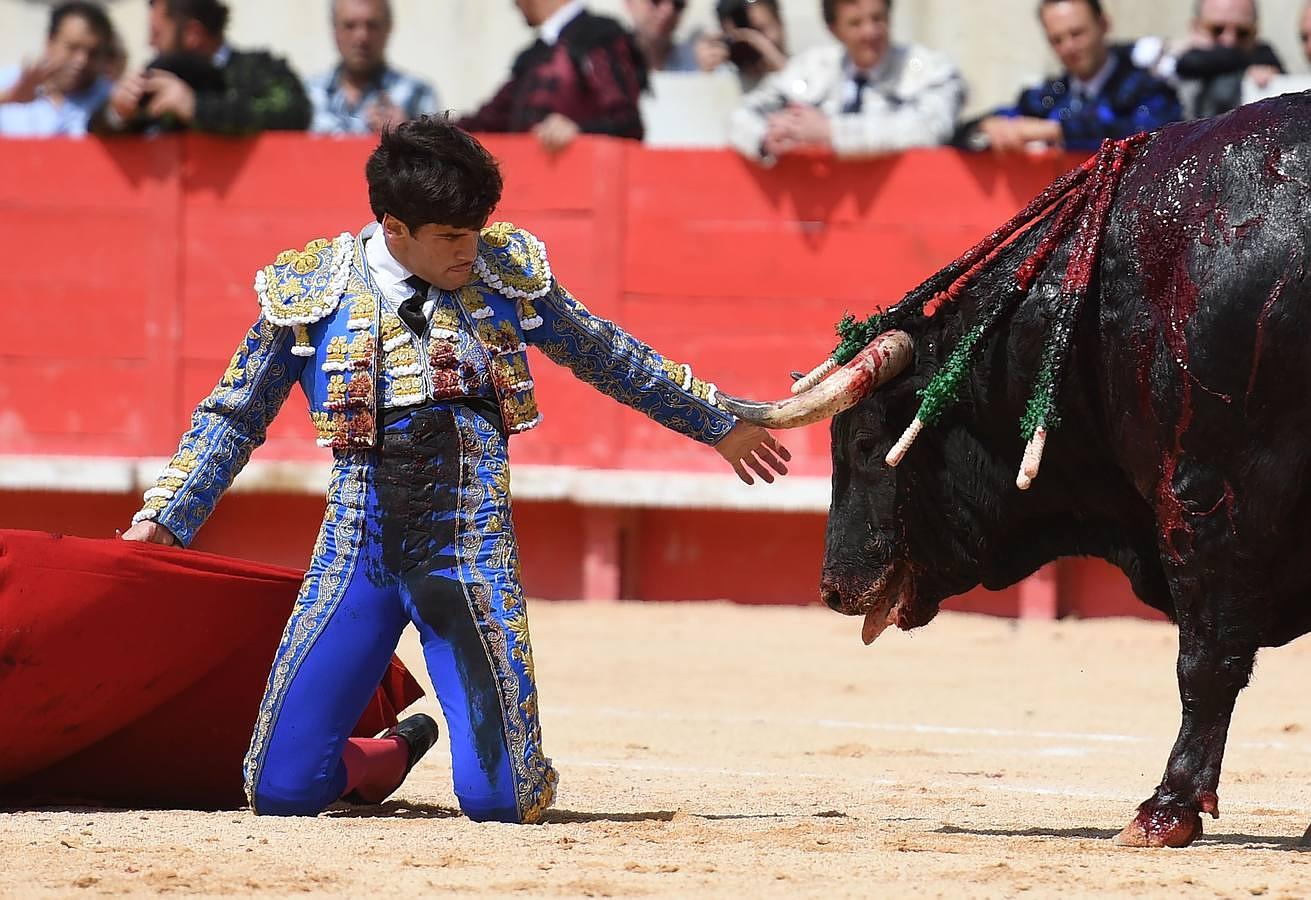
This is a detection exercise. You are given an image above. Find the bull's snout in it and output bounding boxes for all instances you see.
[820,581,846,613]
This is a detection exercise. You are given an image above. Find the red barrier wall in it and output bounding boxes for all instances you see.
[0,135,1151,619]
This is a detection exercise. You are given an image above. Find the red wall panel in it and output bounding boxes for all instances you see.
[0,136,1145,618]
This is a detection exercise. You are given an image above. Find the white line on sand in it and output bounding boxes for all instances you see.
[548,705,1310,754]
[555,757,1311,814]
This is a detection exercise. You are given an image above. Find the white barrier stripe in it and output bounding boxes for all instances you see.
[0,454,831,512]
[548,705,1311,754]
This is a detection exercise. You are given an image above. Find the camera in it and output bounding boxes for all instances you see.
[716,0,762,69]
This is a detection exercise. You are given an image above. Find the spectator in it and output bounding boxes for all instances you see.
[0,2,116,138]
[961,0,1181,153]
[627,0,699,72]
[458,0,647,153]
[696,0,789,92]
[306,0,440,135]
[1180,0,1284,117]
[1303,0,1311,65]
[729,0,963,164]
[1133,0,1283,120]
[95,0,310,135]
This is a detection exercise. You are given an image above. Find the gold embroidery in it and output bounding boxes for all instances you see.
[275,238,330,274]
[380,312,404,335]
[385,343,419,369]
[476,224,551,301]
[480,222,515,248]
[490,355,530,395]
[432,306,461,333]
[324,336,349,367]
[453,413,555,822]
[243,457,369,805]
[688,377,718,405]
[348,292,376,324]
[326,374,347,408]
[349,333,375,367]
[220,329,259,386]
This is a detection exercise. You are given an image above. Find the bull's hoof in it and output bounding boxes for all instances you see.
[1114,802,1204,848]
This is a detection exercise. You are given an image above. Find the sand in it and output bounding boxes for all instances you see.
[4,601,1311,898]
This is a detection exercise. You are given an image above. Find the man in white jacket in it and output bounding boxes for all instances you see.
[729,0,963,164]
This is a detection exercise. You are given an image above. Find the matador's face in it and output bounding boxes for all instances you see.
[383,215,480,291]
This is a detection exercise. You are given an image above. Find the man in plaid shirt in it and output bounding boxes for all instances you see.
[306,0,440,135]
[458,0,647,153]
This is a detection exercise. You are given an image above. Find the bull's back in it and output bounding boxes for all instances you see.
[1096,93,1311,565]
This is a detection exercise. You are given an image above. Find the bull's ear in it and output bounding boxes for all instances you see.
[717,331,914,429]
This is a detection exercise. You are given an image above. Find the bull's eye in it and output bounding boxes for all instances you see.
[853,432,881,458]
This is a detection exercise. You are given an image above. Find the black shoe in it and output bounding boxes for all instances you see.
[341,713,440,806]
[392,713,440,778]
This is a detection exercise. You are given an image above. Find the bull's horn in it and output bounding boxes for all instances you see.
[1016,426,1047,491]
[717,331,914,429]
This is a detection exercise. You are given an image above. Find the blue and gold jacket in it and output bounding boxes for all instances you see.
[133,223,735,545]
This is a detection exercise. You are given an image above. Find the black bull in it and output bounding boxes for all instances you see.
[723,92,1311,847]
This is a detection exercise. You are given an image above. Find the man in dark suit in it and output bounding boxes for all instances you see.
[96,0,310,134]
[961,0,1182,153]
[458,0,647,153]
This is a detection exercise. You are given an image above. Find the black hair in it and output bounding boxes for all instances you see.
[49,1,115,43]
[366,116,503,232]
[1038,0,1105,17]
[822,0,891,26]
[717,0,781,22]
[153,0,231,38]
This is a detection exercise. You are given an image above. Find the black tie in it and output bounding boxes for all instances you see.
[844,73,868,114]
[400,274,429,338]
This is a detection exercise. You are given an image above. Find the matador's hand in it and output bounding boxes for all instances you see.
[715,422,790,485]
[120,521,177,545]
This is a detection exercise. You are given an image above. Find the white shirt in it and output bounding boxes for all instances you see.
[363,224,434,318]
[539,0,586,46]
[841,53,893,109]
[1070,54,1117,103]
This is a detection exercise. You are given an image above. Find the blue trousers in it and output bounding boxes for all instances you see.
[242,406,557,822]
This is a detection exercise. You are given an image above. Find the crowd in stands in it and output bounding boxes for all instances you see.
[2,0,1310,161]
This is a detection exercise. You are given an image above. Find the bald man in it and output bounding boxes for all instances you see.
[1175,0,1285,118]
[305,0,440,135]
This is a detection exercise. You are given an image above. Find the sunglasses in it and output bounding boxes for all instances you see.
[1205,23,1256,42]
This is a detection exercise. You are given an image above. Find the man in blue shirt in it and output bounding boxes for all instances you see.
[964,0,1181,153]
[0,2,115,138]
[305,0,440,135]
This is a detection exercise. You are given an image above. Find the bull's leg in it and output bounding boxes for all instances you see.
[1115,602,1257,848]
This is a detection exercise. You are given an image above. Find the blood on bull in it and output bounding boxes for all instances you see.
[721,91,1311,848]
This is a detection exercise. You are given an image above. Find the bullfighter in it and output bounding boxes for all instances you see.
[122,117,789,823]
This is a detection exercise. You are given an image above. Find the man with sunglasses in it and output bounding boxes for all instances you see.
[1135,0,1285,120]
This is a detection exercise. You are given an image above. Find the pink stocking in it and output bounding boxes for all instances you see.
[340,736,408,803]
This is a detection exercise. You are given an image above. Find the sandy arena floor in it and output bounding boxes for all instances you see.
[4,601,1311,898]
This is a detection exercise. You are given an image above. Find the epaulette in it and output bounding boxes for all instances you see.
[254,232,355,328]
[475,222,553,303]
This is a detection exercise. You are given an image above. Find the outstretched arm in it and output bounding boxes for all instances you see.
[528,280,789,481]
[123,317,305,546]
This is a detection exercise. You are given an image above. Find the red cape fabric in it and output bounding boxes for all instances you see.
[0,529,424,809]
